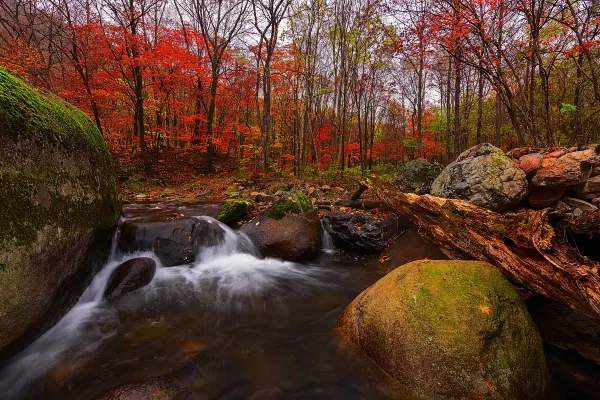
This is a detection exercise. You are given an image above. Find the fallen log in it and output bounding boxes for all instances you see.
[360,177,600,321]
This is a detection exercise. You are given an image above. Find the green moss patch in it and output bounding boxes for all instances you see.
[267,190,315,220]
[0,66,120,258]
[216,200,252,224]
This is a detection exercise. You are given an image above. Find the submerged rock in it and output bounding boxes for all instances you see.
[0,67,120,357]
[431,143,528,211]
[103,257,156,300]
[338,259,548,399]
[241,190,320,260]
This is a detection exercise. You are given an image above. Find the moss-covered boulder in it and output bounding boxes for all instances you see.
[241,190,320,260]
[0,67,119,357]
[338,260,548,399]
[395,158,442,192]
[216,199,252,225]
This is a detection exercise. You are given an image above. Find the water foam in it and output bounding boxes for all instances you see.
[0,215,332,398]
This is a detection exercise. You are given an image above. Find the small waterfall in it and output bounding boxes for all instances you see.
[0,212,331,399]
[321,222,336,254]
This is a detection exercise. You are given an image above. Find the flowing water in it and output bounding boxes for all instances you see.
[0,204,400,400]
[0,203,592,399]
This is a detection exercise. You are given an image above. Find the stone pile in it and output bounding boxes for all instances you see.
[509,145,600,218]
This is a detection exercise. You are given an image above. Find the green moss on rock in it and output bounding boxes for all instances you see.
[0,66,119,255]
[267,190,315,220]
[216,199,252,224]
[338,260,548,399]
[0,66,120,353]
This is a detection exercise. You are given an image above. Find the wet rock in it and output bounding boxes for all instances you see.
[119,217,225,267]
[103,258,156,300]
[431,143,528,211]
[562,197,598,214]
[216,199,251,225]
[241,191,320,260]
[322,213,390,255]
[0,67,120,357]
[527,186,567,209]
[338,260,548,399]
[96,378,179,400]
[518,153,543,176]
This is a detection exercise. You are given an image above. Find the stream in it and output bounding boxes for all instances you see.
[0,203,402,399]
[0,203,592,399]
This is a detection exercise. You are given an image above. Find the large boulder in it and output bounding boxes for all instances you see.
[431,143,528,211]
[338,260,548,399]
[103,257,156,301]
[322,212,392,255]
[0,67,119,357]
[241,190,320,260]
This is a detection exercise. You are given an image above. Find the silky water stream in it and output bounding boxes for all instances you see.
[0,203,593,399]
[0,203,402,400]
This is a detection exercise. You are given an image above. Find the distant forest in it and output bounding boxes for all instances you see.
[1,0,599,175]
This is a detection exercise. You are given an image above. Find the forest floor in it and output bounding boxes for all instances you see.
[115,148,381,204]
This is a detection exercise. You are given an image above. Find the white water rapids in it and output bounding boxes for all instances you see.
[0,216,335,399]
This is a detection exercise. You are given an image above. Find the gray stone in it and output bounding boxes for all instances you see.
[431,143,528,211]
[562,197,598,213]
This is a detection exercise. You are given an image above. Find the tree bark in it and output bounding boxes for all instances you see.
[360,177,600,321]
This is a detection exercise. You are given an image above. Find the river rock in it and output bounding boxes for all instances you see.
[215,199,251,225]
[96,378,179,400]
[338,260,548,399]
[431,143,528,211]
[322,213,390,255]
[241,190,320,260]
[103,257,156,300]
[119,217,225,267]
[527,186,567,209]
[0,68,120,357]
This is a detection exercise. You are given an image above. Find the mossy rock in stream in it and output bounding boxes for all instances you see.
[241,190,320,260]
[338,260,548,399]
[267,190,315,220]
[216,199,252,225]
[0,67,120,358]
